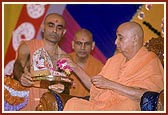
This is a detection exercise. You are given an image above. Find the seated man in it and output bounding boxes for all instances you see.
[61,21,164,111]
[69,28,104,97]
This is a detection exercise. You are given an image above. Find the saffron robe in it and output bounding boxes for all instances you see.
[69,52,104,97]
[63,47,164,111]
[19,39,65,111]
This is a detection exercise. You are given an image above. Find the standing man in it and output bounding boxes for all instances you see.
[13,13,67,110]
[69,28,104,97]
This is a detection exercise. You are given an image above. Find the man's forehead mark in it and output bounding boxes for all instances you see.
[55,19,58,22]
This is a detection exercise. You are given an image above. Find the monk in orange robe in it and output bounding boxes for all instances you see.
[13,13,67,111]
[69,29,104,97]
[62,22,164,111]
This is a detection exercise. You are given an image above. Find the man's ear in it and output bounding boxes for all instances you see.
[63,29,67,36]
[72,41,75,49]
[91,42,95,50]
[41,24,44,32]
[133,35,138,46]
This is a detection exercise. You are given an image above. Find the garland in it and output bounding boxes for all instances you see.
[4,76,29,111]
[57,59,73,76]
[4,98,29,111]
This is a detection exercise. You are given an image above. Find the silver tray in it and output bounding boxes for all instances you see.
[32,75,72,83]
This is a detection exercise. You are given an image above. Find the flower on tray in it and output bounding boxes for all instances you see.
[57,59,73,76]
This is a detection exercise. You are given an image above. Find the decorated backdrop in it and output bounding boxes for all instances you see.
[4,3,164,76]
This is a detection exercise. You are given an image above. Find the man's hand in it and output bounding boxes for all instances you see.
[58,57,77,70]
[48,83,65,93]
[20,72,33,87]
[91,75,112,89]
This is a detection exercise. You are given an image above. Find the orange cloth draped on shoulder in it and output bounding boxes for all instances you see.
[69,52,104,97]
[19,39,65,111]
[63,47,164,111]
[19,39,47,111]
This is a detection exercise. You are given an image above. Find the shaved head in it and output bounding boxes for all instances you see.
[41,13,66,44]
[72,28,95,59]
[115,21,145,60]
[118,22,144,46]
[44,13,66,27]
[74,28,93,41]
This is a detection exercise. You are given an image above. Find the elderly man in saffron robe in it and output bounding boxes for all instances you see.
[62,22,164,111]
